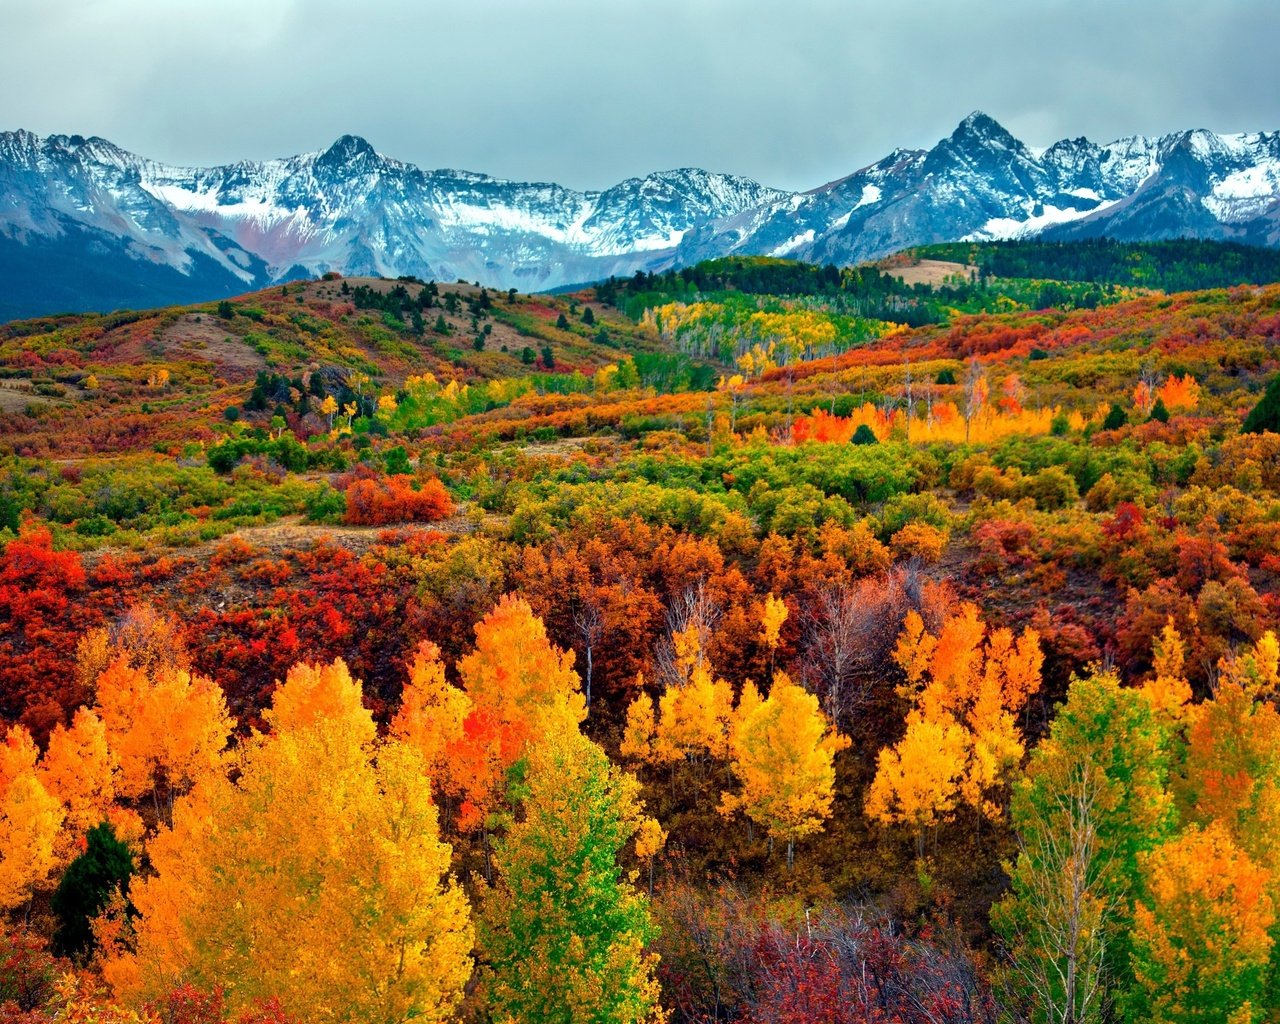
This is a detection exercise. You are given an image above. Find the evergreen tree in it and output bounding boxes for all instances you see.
[52,822,134,960]
[582,306,595,326]
[852,424,878,445]
[1242,374,1280,435]
[1103,404,1128,431]
[1149,398,1170,423]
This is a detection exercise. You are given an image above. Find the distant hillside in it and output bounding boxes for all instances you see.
[908,238,1280,293]
[0,274,700,461]
[595,240,1280,330]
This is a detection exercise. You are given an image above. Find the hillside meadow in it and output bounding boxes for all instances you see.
[2,244,1280,1024]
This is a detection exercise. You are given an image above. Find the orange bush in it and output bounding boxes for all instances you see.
[342,476,452,527]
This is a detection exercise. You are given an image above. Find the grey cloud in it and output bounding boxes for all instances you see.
[1,0,1278,191]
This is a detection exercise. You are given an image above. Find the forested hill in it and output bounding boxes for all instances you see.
[595,239,1280,328]
[910,238,1280,292]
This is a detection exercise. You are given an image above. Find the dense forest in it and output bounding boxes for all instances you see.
[916,238,1280,293]
[1,245,1280,1024]
[597,239,1280,329]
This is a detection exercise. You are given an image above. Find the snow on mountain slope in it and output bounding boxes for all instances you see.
[3,112,1280,320]
[0,131,790,315]
[677,113,1280,268]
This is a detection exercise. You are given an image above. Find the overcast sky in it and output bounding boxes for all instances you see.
[2,0,1278,192]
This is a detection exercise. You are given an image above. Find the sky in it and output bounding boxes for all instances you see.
[2,0,1279,192]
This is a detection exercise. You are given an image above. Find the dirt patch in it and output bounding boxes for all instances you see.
[157,315,266,381]
[516,436,598,458]
[0,378,77,412]
[234,510,490,552]
[80,505,505,569]
[879,259,977,287]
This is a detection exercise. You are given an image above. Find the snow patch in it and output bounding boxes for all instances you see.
[770,229,815,256]
[1203,159,1280,220]
[855,183,881,209]
[963,200,1118,241]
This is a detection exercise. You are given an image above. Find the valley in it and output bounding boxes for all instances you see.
[2,237,1280,1021]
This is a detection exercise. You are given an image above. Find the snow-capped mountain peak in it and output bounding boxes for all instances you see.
[3,112,1280,320]
[0,130,790,314]
[677,114,1280,265]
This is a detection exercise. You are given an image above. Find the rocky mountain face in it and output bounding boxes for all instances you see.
[678,112,1280,267]
[3,112,1279,319]
[0,129,787,318]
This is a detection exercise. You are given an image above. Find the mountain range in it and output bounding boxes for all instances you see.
[3,112,1280,320]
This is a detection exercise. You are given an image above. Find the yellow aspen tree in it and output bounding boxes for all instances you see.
[390,640,471,786]
[1218,631,1279,699]
[94,657,232,819]
[449,595,587,831]
[652,663,733,764]
[733,678,764,729]
[1129,823,1275,1024]
[457,593,585,741]
[75,604,191,690]
[38,707,118,862]
[759,593,788,674]
[871,603,1043,832]
[104,659,472,1024]
[671,621,705,684]
[320,393,339,429]
[864,714,970,857]
[720,672,850,867]
[620,689,657,764]
[965,626,1045,818]
[0,725,63,910]
[634,816,668,896]
[893,610,938,692]
[1179,676,1280,879]
[1141,617,1194,725]
[266,657,367,734]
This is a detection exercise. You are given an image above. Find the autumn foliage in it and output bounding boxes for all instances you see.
[3,254,1280,1023]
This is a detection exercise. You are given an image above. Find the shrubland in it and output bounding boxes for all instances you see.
[2,244,1280,1023]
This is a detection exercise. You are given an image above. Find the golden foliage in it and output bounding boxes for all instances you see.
[105,660,473,1024]
[720,672,849,861]
[94,658,231,810]
[389,640,471,784]
[870,604,1043,829]
[1132,823,1275,1024]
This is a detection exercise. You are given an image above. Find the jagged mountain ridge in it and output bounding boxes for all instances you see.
[0,129,788,318]
[3,112,1280,319]
[678,112,1280,267]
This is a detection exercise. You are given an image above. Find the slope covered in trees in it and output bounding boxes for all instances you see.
[2,243,1280,1023]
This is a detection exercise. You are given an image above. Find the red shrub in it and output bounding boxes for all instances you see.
[342,476,452,526]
